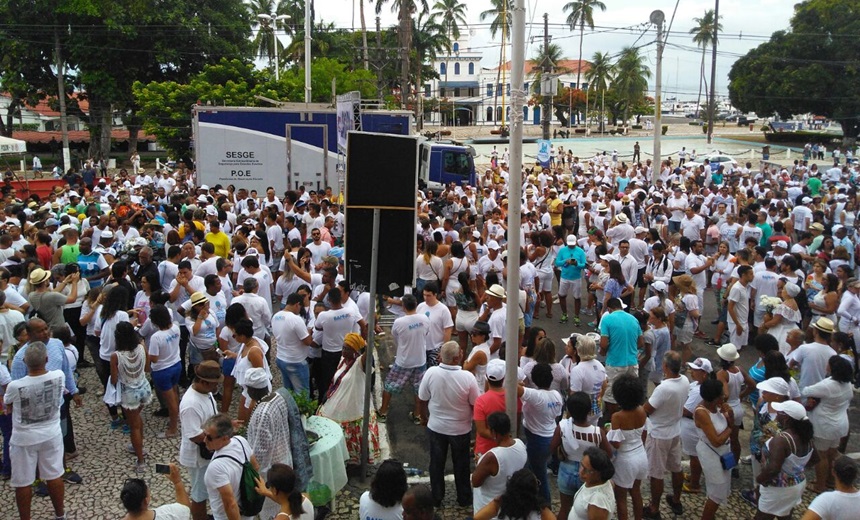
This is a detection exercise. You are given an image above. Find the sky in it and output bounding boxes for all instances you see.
[317,0,796,103]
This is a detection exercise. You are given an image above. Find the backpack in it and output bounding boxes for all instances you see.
[213,439,265,517]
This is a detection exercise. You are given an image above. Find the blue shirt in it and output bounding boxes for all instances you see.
[11,338,78,396]
[554,245,587,281]
[599,310,641,368]
[78,251,106,288]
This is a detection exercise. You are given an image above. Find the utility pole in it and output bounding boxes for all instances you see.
[304,0,312,103]
[706,0,720,144]
[399,4,411,112]
[651,10,665,185]
[375,17,383,103]
[541,13,551,140]
[53,26,71,172]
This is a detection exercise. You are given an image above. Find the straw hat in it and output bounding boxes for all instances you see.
[189,291,209,307]
[813,317,835,334]
[28,268,51,286]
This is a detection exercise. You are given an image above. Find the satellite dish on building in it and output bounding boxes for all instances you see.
[649,10,665,26]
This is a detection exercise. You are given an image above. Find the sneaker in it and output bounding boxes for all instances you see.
[573,316,581,327]
[552,295,560,304]
[135,461,147,474]
[63,469,83,484]
[587,321,597,328]
[110,418,124,430]
[408,412,422,425]
[740,489,758,508]
[560,314,568,324]
[665,496,683,516]
[33,480,48,497]
[122,424,131,435]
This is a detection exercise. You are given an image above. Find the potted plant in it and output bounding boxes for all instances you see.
[289,390,319,429]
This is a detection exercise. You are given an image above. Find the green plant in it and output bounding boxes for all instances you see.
[609,129,617,135]
[661,125,668,135]
[702,124,709,134]
[289,390,319,416]
[761,125,770,132]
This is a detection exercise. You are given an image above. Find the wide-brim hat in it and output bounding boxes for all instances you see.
[717,343,740,362]
[195,360,224,383]
[190,291,208,307]
[486,284,507,299]
[813,317,835,334]
[28,268,51,285]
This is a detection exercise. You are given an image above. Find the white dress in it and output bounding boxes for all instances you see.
[607,426,648,489]
[768,303,801,356]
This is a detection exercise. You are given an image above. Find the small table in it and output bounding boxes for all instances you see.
[306,415,349,507]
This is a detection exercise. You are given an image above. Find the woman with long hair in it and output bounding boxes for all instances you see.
[441,241,470,322]
[803,355,854,493]
[231,318,271,423]
[454,271,481,353]
[217,302,249,413]
[473,468,555,520]
[530,231,556,320]
[759,283,802,355]
[186,291,220,374]
[755,400,819,520]
[96,285,133,428]
[253,463,314,519]
[523,339,569,396]
[710,241,734,330]
[809,273,840,326]
[414,241,443,298]
[602,260,631,312]
[672,275,700,361]
[110,322,151,473]
[607,374,647,520]
[520,327,546,368]
[694,378,734,520]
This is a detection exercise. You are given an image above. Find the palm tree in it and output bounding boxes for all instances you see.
[562,0,606,93]
[613,46,651,124]
[690,9,721,117]
[431,0,467,126]
[375,0,430,109]
[531,43,568,125]
[248,0,301,70]
[359,0,370,70]
[584,50,614,130]
[480,0,512,124]
[413,10,450,122]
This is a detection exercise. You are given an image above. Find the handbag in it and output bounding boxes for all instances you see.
[706,442,737,471]
[196,393,219,460]
[103,379,123,407]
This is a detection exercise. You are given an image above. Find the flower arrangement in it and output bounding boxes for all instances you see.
[760,295,783,313]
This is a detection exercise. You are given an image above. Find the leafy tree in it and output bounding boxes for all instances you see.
[690,9,722,117]
[584,51,614,131]
[563,0,606,93]
[612,46,651,123]
[247,0,294,70]
[480,0,513,124]
[729,0,860,146]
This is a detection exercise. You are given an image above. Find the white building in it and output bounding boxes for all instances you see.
[423,37,592,127]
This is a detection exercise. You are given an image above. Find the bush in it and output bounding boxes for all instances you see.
[661,125,668,136]
[703,124,709,134]
[763,131,838,143]
[760,125,770,132]
[689,121,701,126]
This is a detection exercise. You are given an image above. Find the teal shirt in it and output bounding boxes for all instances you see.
[554,245,587,280]
[599,310,641,368]
[757,222,773,247]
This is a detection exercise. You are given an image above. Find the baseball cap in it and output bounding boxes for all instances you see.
[566,234,577,246]
[487,240,501,250]
[771,400,809,421]
[686,358,713,373]
[773,240,788,249]
[486,359,506,381]
[757,377,790,396]
[100,230,114,239]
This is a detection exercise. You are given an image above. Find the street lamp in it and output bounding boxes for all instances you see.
[257,13,290,81]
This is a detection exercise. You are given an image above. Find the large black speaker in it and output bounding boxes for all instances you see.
[345,132,417,297]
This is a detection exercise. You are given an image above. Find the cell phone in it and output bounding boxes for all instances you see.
[155,463,171,474]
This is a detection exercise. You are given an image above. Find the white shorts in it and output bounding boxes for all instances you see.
[536,270,554,293]
[558,278,582,298]
[646,436,683,477]
[10,434,65,487]
[187,464,210,503]
[729,325,749,350]
[455,309,479,333]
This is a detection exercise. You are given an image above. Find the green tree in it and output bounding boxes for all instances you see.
[412,9,449,121]
[612,46,651,124]
[247,0,294,71]
[563,0,606,93]
[689,9,722,118]
[431,0,467,126]
[729,0,860,146]
[584,51,614,131]
[480,0,513,124]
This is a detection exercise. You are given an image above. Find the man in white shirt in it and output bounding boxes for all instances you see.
[680,206,705,243]
[749,258,780,330]
[685,240,712,323]
[231,278,273,341]
[314,288,362,401]
[787,318,838,392]
[416,282,454,367]
[307,228,332,269]
[202,414,258,520]
[179,362,221,520]
[271,293,313,394]
[727,265,754,349]
[417,341,479,507]
[5,342,66,520]
[643,351,690,518]
[169,261,207,382]
[377,294,430,421]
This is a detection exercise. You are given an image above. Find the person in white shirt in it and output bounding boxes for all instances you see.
[787,318,838,392]
[271,293,313,394]
[231,278,273,341]
[417,341,479,507]
[313,289,362,401]
[516,362,564,502]
[642,351,689,518]
[377,294,430,422]
[202,413,258,520]
[680,206,705,243]
[804,455,860,520]
[179,362,221,520]
[416,282,453,367]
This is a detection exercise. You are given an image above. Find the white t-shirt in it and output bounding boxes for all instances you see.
[417,364,479,435]
[571,481,616,520]
[5,370,65,446]
[152,503,192,520]
[187,310,220,351]
[359,491,403,520]
[646,375,690,439]
[314,307,361,352]
[149,324,182,371]
[416,301,453,351]
[307,241,332,266]
[521,387,564,437]
[179,388,218,468]
[787,342,838,391]
[272,310,310,363]
[391,313,430,368]
[727,282,750,328]
[96,310,131,361]
[808,490,860,520]
[205,436,254,520]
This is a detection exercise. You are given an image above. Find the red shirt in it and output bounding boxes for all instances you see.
[473,389,522,455]
[36,245,53,270]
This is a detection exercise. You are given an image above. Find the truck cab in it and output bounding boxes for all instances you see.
[418,140,477,191]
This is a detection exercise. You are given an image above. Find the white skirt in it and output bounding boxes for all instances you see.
[758,481,806,516]
[611,445,648,489]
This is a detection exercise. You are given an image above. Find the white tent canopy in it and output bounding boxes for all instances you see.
[0,135,26,154]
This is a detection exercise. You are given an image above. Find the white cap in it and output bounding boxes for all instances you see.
[205,206,218,216]
[199,184,210,191]
[802,197,813,204]
[686,358,713,373]
[772,400,809,421]
[634,226,648,234]
[244,367,269,389]
[758,377,791,396]
[652,281,668,293]
[486,359,506,381]
[566,234,577,246]
[487,240,501,250]
[773,240,788,249]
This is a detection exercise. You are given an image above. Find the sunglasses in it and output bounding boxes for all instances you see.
[203,433,219,442]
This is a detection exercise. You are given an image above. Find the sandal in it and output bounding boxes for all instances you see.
[408,412,422,425]
[682,482,701,494]
[377,412,387,423]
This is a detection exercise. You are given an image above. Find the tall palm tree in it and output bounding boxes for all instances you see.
[584,50,614,130]
[480,0,512,124]
[690,9,721,118]
[531,43,567,125]
[359,0,369,70]
[431,0,467,126]
[562,0,606,93]
[248,0,301,70]
[375,0,430,109]
[413,9,450,119]
[613,46,651,123]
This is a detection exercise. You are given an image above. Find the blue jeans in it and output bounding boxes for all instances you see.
[427,428,472,506]
[525,427,552,503]
[276,358,310,394]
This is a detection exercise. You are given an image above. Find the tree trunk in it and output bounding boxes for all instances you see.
[399,1,411,111]
[360,0,369,70]
[86,95,113,161]
[576,24,584,124]
[127,125,140,159]
[695,47,705,118]
[0,97,19,137]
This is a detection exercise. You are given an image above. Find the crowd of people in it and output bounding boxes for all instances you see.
[1,149,859,520]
